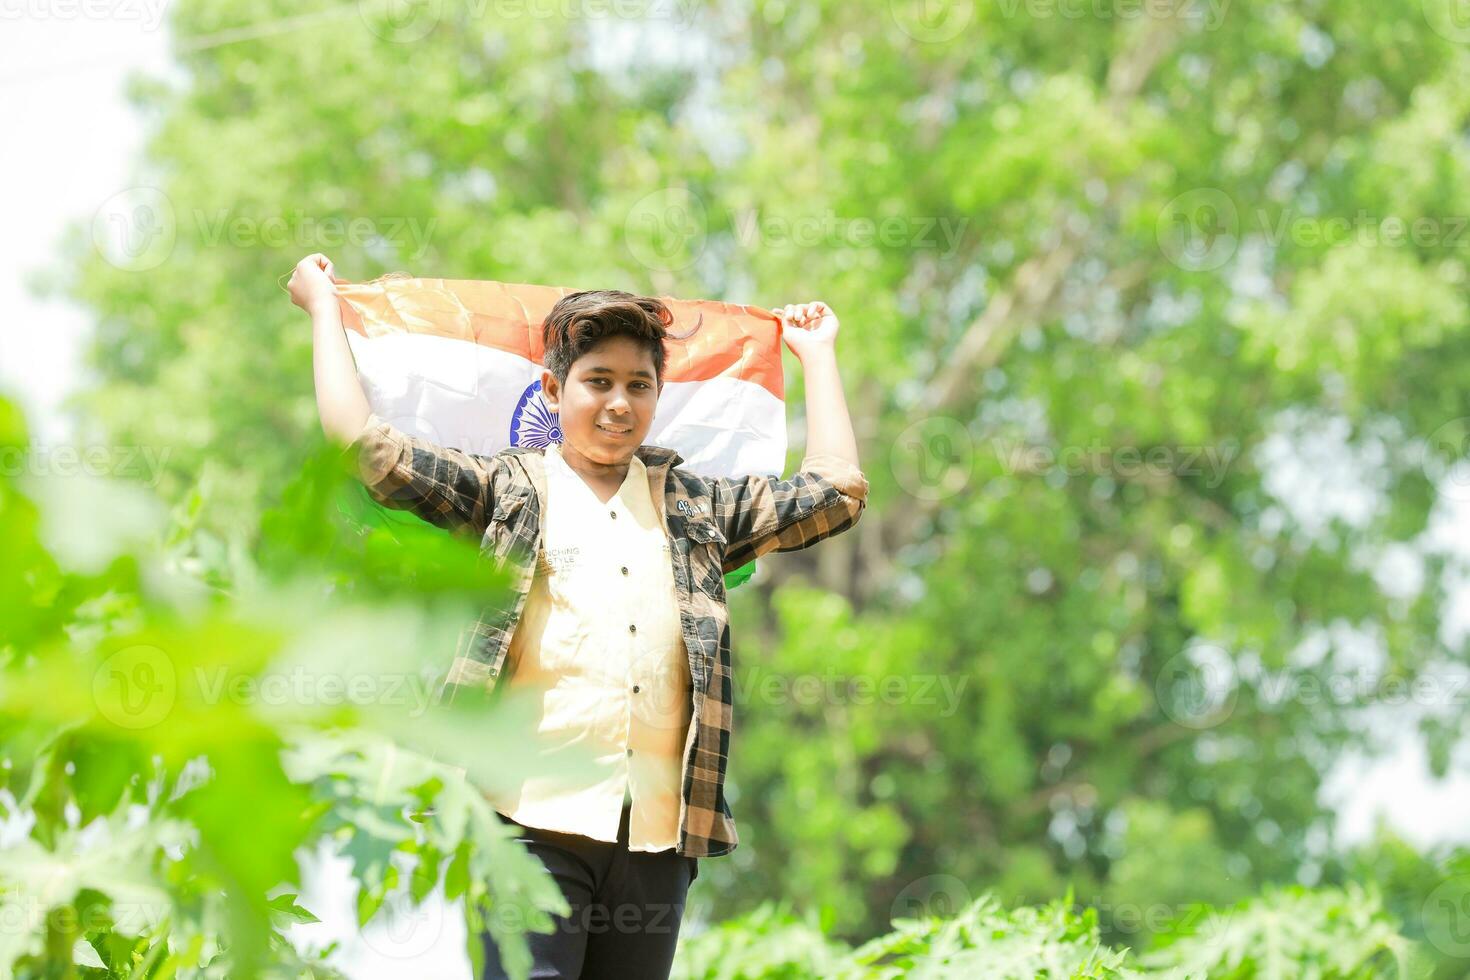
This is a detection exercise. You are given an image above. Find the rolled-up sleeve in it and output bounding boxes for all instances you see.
[710,452,869,572]
[350,413,408,488]
[343,413,504,537]
[799,452,870,506]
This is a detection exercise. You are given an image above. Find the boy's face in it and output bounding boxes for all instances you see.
[541,334,661,466]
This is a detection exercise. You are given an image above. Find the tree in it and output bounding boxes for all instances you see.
[44,0,1470,953]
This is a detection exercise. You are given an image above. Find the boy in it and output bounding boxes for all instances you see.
[289,252,869,979]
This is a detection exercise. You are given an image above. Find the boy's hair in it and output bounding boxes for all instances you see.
[542,290,675,389]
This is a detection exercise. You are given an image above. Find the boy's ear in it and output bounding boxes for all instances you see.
[541,367,559,409]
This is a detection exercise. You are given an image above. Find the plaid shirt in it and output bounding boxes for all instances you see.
[349,414,869,858]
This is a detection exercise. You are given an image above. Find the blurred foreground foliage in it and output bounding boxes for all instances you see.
[0,395,570,979]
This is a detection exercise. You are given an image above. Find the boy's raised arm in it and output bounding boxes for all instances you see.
[289,253,502,536]
[708,302,869,567]
[290,253,371,443]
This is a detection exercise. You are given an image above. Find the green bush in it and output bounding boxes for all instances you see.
[0,399,569,979]
[675,886,1421,979]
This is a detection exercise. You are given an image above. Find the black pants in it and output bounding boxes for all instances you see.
[481,803,699,980]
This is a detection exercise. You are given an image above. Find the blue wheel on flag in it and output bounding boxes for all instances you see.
[510,380,562,447]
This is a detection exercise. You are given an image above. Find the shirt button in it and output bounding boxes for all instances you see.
[610,511,617,519]
[621,566,629,575]
[633,685,640,693]
[626,748,633,756]
[629,624,637,634]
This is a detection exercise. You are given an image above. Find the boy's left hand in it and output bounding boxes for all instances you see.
[776,302,839,360]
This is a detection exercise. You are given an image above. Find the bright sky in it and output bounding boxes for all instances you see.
[0,16,174,444]
[1,11,1467,976]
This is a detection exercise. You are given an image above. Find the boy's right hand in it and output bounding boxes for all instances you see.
[288,252,341,314]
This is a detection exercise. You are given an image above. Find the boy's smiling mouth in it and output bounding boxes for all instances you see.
[597,423,633,436]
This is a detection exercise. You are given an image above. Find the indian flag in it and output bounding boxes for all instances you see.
[331,274,789,586]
